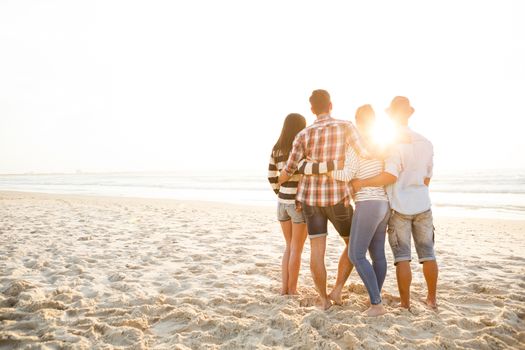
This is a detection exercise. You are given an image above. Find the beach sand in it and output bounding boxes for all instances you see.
[0,191,524,349]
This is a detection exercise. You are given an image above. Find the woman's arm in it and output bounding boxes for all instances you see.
[267,153,280,195]
[297,159,341,175]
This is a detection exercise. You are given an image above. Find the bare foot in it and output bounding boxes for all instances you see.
[423,297,438,310]
[365,304,387,317]
[328,288,343,305]
[397,302,410,310]
[316,297,332,310]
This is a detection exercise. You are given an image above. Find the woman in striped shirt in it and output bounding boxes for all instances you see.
[332,104,390,317]
[268,113,307,295]
[268,114,338,295]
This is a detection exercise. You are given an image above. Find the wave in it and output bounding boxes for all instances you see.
[1,171,525,219]
[432,202,525,212]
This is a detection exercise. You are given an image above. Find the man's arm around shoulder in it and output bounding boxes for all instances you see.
[351,172,397,193]
[351,144,401,191]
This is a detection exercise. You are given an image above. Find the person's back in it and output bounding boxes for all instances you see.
[269,148,303,205]
[267,113,310,296]
[352,96,439,310]
[385,127,434,215]
[289,115,354,207]
[279,89,373,310]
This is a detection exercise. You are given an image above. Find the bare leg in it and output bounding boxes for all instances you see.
[310,236,332,310]
[422,260,438,308]
[328,238,353,305]
[396,261,412,309]
[287,223,307,295]
[280,220,292,295]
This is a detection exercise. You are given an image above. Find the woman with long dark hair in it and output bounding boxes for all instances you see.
[267,113,308,295]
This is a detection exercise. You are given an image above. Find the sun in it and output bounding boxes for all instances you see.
[371,117,396,147]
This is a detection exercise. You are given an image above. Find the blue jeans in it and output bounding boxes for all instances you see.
[348,200,390,305]
[277,202,306,224]
[302,200,353,239]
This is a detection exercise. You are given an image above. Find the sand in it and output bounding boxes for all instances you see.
[0,191,524,349]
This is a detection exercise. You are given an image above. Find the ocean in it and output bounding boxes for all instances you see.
[0,169,524,220]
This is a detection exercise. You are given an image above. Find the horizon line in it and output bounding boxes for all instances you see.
[1,167,525,177]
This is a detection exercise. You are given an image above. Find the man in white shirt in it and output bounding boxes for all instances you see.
[351,96,438,309]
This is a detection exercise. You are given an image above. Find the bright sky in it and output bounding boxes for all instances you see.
[1,0,524,174]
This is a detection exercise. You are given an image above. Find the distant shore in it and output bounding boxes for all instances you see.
[1,191,524,349]
[1,169,525,220]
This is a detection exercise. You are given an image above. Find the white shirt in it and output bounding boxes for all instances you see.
[384,127,434,215]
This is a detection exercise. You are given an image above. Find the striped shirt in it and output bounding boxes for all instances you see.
[283,114,372,207]
[268,150,336,205]
[331,147,388,202]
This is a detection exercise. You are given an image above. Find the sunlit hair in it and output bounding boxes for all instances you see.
[273,113,306,157]
[309,89,331,115]
[355,104,375,127]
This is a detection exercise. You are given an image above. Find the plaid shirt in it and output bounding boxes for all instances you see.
[283,114,371,207]
[268,151,337,205]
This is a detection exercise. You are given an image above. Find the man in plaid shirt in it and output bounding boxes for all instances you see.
[279,89,373,309]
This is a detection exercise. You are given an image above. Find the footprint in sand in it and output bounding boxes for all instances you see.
[21,300,67,312]
[125,264,142,270]
[159,281,182,295]
[2,280,36,297]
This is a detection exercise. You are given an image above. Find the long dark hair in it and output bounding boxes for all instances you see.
[272,113,306,156]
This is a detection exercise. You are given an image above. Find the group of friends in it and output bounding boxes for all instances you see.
[267,90,438,316]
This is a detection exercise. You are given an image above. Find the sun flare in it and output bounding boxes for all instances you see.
[371,118,396,147]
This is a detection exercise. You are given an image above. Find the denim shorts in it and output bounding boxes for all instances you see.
[387,209,436,264]
[277,202,306,224]
[302,200,353,239]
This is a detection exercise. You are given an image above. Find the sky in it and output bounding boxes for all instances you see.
[0,0,524,174]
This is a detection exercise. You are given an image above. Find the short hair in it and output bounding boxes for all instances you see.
[355,104,375,124]
[309,89,331,115]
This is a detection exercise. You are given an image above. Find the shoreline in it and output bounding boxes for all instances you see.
[1,191,524,348]
[0,190,269,213]
[2,190,524,223]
